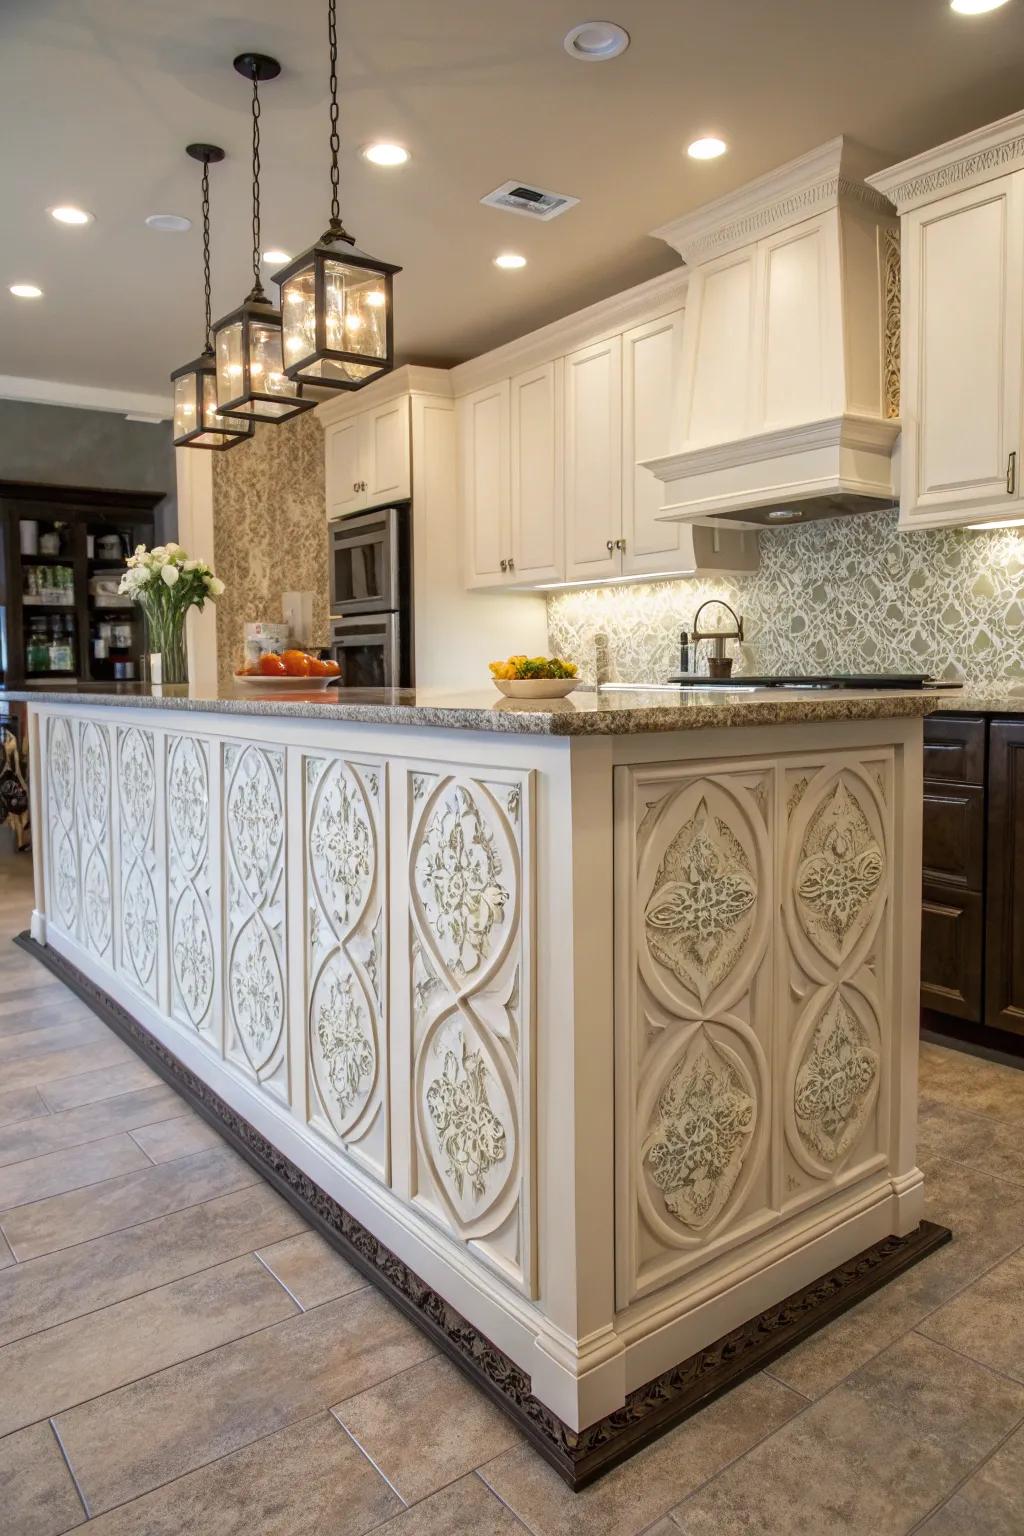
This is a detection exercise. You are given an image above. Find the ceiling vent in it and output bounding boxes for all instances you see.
[480,181,579,220]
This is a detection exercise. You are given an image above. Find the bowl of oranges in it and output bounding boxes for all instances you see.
[234,650,341,691]
[489,655,578,699]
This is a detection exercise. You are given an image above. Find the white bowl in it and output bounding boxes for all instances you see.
[492,678,578,700]
[233,673,337,691]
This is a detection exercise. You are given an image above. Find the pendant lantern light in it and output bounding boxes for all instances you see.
[170,145,254,450]
[272,0,401,391]
[211,54,314,424]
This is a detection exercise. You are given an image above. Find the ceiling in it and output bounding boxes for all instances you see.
[2,0,1022,406]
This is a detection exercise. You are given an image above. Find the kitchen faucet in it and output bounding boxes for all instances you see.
[686,600,744,679]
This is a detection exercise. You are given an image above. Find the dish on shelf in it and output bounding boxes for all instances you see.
[232,673,338,692]
[491,678,579,700]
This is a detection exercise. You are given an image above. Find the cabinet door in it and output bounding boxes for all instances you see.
[921,883,984,1023]
[986,721,1024,1035]
[621,312,688,576]
[325,417,366,519]
[679,246,758,447]
[758,213,842,429]
[564,336,622,583]
[901,172,1024,525]
[362,396,411,505]
[509,361,563,585]
[458,380,510,589]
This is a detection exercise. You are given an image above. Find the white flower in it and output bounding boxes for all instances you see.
[160,564,180,587]
[133,544,148,559]
[164,542,180,556]
[150,546,167,564]
[206,575,225,597]
[183,559,200,571]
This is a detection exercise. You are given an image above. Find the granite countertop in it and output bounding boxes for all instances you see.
[928,686,1024,715]
[1,681,942,736]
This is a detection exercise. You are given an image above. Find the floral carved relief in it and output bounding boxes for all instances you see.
[225,744,286,1082]
[119,729,155,845]
[645,798,757,1006]
[230,920,283,1062]
[118,729,158,998]
[796,779,884,957]
[227,748,282,897]
[313,968,375,1123]
[49,717,74,826]
[642,1027,756,1231]
[167,737,215,1033]
[83,850,112,954]
[794,991,878,1165]
[172,890,214,1023]
[122,863,158,986]
[415,785,509,979]
[426,1036,508,1201]
[310,769,372,930]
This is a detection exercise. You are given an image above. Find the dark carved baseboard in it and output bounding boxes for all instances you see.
[17,931,952,1490]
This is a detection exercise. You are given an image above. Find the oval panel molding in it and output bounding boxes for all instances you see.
[794,774,886,968]
[309,955,378,1135]
[787,986,881,1175]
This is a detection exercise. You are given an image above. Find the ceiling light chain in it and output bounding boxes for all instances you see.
[201,158,213,351]
[249,71,264,295]
[326,0,347,240]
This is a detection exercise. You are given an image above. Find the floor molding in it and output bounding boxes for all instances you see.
[16,931,953,1490]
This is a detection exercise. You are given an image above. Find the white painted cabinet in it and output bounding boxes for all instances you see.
[325,395,411,518]
[621,312,688,576]
[509,361,563,585]
[458,379,511,589]
[564,336,622,583]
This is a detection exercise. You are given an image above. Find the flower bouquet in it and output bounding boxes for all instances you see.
[118,543,225,685]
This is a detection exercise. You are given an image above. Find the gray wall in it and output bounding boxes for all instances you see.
[0,400,177,542]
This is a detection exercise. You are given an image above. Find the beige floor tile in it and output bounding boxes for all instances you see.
[3,1037,135,1093]
[0,1420,85,1536]
[0,1226,12,1267]
[0,1084,49,1130]
[918,1096,1024,1186]
[0,1253,298,1437]
[479,1374,803,1536]
[55,1287,436,1514]
[0,980,76,1021]
[0,1013,115,1066]
[0,1144,261,1260]
[0,1183,305,1346]
[0,1084,185,1169]
[371,1473,530,1534]
[916,1420,1024,1535]
[334,1355,520,1503]
[128,1114,223,1164]
[256,1229,366,1309]
[79,1413,400,1535]
[918,1247,1024,1381]
[768,1152,1024,1398]
[0,1131,152,1210]
[39,1060,160,1113]
[918,1042,1024,1124]
[0,998,97,1040]
[669,1332,1024,1535]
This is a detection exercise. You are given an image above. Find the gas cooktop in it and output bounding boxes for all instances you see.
[666,674,963,691]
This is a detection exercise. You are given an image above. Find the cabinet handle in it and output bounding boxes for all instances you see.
[606,539,614,554]
[615,538,626,552]
[1008,452,1018,496]
[500,559,508,572]
[507,556,515,571]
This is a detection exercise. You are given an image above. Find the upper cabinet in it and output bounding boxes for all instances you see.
[564,337,622,584]
[325,395,411,518]
[510,362,564,585]
[869,112,1024,530]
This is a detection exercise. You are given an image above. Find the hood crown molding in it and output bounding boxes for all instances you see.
[867,108,1024,214]
[653,137,894,264]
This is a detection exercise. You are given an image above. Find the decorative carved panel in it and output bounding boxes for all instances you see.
[47,715,78,937]
[304,754,388,1182]
[224,742,287,1101]
[408,769,534,1297]
[77,720,112,964]
[117,727,159,1001]
[167,735,217,1040]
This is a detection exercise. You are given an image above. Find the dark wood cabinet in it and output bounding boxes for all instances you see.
[985,721,1024,1036]
[921,714,986,1024]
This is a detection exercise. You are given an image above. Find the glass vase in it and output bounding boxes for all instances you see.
[138,597,189,686]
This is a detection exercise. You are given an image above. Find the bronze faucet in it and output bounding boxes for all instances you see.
[692,600,744,679]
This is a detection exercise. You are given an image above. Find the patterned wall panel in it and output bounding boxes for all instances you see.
[117,726,160,1003]
[46,714,78,939]
[304,754,388,1183]
[618,765,773,1305]
[407,768,535,1297]
[76,719,113,966]
[223,742,288,1103]
[167,734,218,1044]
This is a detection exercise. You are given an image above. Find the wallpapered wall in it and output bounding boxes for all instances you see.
[547,510,1024,686]
[211,413,330,688]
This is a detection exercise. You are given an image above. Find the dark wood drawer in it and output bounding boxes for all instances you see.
[921,882,983,1023]
[923,716,985,786]
[985,721,1024,1036]
[922,781,985,890]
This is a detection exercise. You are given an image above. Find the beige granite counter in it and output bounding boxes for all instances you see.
[928,687,1024,715]
[2,681,941,735]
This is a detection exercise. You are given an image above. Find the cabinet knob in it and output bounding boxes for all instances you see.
[507,556,515,572]
[615,538,626,552]
[606,539,614,554]
[500,559,508,572]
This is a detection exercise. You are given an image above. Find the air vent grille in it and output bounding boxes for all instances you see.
[480,181,579,220]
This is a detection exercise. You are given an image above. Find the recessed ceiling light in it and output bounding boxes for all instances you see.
[363,142,409,167]
[494,252,527,269]
[688,136,728,160]
[9,284,43,299]
[49,205,93,226]
[262,249,290,264]
[563,21,630,60]
[144,212,192,233]
[951,0,1010,12]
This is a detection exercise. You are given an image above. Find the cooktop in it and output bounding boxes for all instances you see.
[666,674,963,691]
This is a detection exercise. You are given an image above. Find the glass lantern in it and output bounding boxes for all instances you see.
[211,294,315,422]
[273,241,401,391]
[171,353,254,450]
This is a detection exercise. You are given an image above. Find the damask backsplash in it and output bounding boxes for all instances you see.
[547,510,1024,686]
[212,413,330,689]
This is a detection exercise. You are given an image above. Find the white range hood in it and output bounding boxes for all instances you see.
[642,138,901,528]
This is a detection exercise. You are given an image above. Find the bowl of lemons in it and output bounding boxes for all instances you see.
[489,655,579,699]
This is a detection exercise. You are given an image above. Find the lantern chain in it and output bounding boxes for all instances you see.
[328,0,340,226]
[201,159,213,351]
[250,73,263,293]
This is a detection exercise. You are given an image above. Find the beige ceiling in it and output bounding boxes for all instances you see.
[2,0,1023,403]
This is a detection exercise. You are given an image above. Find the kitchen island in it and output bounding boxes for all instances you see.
[5,682,948,1485]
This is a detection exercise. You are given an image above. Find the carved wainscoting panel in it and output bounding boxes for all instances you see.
[77,720,113,965]
[167,735,218,1043]
[117,726,160,1002]
[304,754,388,1183]
[619,766,772,1306]
[224,742,288,1103]
[407,769,535,1298]
[46,714,78,940]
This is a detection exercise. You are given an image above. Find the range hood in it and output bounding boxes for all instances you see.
[642,138,901,528]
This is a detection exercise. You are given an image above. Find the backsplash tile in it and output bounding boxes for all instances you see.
[547,510,1024,686]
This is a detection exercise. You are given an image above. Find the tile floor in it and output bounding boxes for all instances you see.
[1,848,1023,1536]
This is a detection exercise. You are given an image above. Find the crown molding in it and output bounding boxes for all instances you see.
[867,109,1024,214]
[448,267,689,398]
[642,414,900,484]
[0,374,172,420]
[313,364,453,426]
[653,137,894,264]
